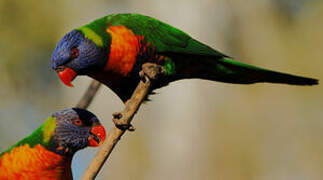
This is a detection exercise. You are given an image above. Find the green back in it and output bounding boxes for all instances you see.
[0,117,56,157]
[78,13,227,57]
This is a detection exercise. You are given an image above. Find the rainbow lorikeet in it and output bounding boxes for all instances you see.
[0,108,106,180]
[51,13,318,102]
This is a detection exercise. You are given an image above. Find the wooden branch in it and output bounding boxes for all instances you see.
[81,75,152,180]
[76,63,163,179]
[76,80,101,109]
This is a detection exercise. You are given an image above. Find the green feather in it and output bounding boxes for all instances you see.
[76,16,111,49]
[77,13,318,86]
[77,27,104,47]
[77,13,226,57]
[163,57,176,75]
[0,117,56,157]
[180,57,318,85]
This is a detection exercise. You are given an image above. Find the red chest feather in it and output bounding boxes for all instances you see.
[0,144,72,180]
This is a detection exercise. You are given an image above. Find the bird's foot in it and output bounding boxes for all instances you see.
[139,63,166,80]
[112,112,135,131]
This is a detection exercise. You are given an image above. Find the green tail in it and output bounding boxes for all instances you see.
[177,57,318,85]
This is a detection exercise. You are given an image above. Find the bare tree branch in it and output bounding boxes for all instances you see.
[76,80,101,109]
[81,75,152,180]
[76,63,163,179]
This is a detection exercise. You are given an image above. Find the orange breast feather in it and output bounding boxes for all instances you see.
[105,26,143,76]
[0,144,72,180]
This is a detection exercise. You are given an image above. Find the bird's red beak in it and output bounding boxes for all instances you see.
[88,124,106,147]
[57,67,77,87]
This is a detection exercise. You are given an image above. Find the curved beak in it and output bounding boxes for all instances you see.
[57,67,77,87]
[88,123,106,147]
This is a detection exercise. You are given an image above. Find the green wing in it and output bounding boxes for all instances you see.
[101,14,318,86]
[105,13,228,57]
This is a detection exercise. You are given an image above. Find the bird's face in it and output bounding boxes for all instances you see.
[51,108,106,155]
[51,30,107,87]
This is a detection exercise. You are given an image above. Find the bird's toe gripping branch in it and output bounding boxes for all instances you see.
[112,63,166,131]
[139,63,166,81]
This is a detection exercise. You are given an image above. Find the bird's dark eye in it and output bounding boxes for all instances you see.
[73,118,83,126]
[70,48,79,58]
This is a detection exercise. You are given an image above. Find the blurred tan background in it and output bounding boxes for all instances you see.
[0,0,322,179]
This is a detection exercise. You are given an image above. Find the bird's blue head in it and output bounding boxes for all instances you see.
[51,30,107,87]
